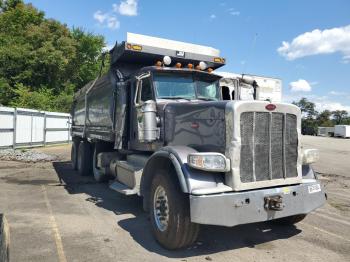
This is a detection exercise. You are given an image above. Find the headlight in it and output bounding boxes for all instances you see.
[188,153,230,172]
[302,149,319,164]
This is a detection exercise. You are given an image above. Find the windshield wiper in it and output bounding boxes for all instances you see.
[158,96,192,101]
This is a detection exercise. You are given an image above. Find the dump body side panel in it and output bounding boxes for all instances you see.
[71,71,117,142]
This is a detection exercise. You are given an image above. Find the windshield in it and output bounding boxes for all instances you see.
[153,73,220,101]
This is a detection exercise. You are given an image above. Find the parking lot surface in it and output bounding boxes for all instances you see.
[0,137,349,262]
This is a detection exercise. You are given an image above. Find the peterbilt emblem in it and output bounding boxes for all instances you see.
[191,122,199,129]
[265,104,276,111]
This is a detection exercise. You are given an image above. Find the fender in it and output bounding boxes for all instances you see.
[141,146,225,195]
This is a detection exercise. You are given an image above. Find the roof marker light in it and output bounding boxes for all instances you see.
[175,63,182,68]
[207,68,213,73]
[188,63,193,69]
[163,56,171,66]
[155,61,162,67]
[199,61,207,70]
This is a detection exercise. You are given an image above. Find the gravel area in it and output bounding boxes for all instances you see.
[0,149,58,162]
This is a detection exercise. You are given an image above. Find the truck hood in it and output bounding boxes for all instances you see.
[162,101,229,153]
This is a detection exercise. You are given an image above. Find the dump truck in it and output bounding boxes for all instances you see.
[71,33,326,249]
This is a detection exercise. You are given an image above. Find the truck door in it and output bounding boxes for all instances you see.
[130,72,157,150]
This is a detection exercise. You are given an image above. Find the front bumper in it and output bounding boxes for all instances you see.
[190,180,326,227]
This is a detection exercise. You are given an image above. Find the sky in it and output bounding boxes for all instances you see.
[24,0,350,112]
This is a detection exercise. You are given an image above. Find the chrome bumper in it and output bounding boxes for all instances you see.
[190,180,326,227]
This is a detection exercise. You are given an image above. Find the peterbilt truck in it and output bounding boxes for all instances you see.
[70,33,326,249]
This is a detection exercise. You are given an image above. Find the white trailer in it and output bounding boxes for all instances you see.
[317,127,335,137]
[334,125,350,138]
[215,72,282,102]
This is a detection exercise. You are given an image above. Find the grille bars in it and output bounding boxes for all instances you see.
[268,113,273,180]
[252,112,257,182]
[282,113,287,179]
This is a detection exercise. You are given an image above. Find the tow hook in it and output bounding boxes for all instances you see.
[264,195,284,211]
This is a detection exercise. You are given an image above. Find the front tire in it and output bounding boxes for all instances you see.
[149,170,199,249]
[77,141,93,176]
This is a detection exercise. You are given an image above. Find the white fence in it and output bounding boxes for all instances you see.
[0,106,71,149]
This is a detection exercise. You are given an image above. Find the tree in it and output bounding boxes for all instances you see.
[293,98,318,135]
[0,0,107,112]
[317,110,333,127]
[332,110,348,125]
[292,97,318,119]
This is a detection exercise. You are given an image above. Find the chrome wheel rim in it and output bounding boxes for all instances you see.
[153,185,169,232]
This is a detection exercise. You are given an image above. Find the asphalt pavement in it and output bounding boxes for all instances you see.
[0,139,349,262]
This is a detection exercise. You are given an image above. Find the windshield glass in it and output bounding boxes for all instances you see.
[153,73,220,101]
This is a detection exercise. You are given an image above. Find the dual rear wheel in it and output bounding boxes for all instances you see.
[71,140,108,180]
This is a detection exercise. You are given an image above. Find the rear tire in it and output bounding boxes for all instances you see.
[77,141,93,176]
[93,142,110,182]
[71,139,80,170]
[273,214,306,225]
[149,169,199,250]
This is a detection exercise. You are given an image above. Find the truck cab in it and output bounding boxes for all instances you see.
[70,33,326,250]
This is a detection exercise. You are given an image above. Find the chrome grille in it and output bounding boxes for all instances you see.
[240,112,298,183]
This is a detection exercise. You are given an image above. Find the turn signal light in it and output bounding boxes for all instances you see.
[131,45,142,51]
[207,68,213,73]
[175,63,182,68]
[188,63,193,69]
[214,57,225,63]
[155,61,162,67]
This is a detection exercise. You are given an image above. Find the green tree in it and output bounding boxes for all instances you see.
[332,110,348,125]
[317,110,333,127]
[292,97,318,119]
[0,0,107,112]
[293,97,318,135]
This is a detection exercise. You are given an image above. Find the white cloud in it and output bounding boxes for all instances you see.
[93,11,120,29]
[329,91,347,96]
[107,16,120,29]
[210,14,216,19]
[284,94,350,113]
[113,0,138,16]
[277,25,350,62]
[289,79,312,92]
[227,8,240,16]
[315,100,350,113]
[93,0,138,30]
[93,11,108,24]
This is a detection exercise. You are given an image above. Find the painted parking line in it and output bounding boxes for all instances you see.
[42,185,67,262]
[300,222,350,243]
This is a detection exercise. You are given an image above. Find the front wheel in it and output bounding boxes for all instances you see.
[149,170,199,250]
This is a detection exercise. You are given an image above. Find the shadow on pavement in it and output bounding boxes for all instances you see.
[52,160,302,259]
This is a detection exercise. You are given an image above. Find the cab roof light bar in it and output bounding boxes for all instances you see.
[110,33,226,71]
